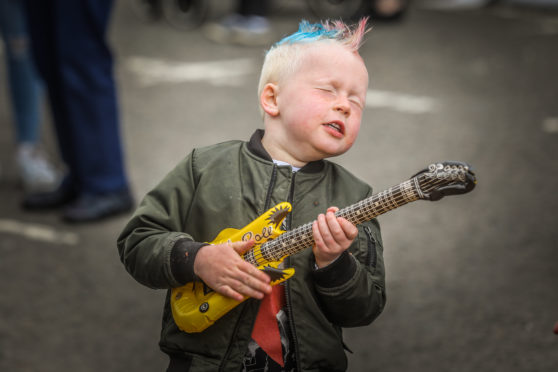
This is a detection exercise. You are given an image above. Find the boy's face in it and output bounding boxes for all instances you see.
[271,42,369,164]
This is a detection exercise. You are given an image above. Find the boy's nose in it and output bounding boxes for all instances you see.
[334,99,350,116]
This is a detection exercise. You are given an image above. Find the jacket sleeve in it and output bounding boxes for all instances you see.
[311,191,387,327]
[117,152,204,289]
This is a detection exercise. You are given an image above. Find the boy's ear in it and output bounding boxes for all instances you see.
[260,83,280,117]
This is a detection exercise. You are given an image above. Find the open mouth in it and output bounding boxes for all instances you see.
[323,121,345,135]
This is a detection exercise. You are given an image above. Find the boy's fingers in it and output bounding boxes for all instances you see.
[218,285,244,302]
[243,274,272,297]
[229,244,272,292]
[312,220,324,245]
[229,268,271,298]
[231,240,255,254]
[214,266,271,301]
[325,211,349,243]
[326,211,343,231]
[338,217,359,240]
[228,278,267,300]
[240,261,272,286]
[317,213,336,247]
[326,206,339,214]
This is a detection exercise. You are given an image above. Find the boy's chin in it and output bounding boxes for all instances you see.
[314,147,351,160]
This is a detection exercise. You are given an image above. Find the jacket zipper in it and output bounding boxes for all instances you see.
[264,164,278,211]
[363,225,377,269]
[284,171,302,371]
[219,164,279,371]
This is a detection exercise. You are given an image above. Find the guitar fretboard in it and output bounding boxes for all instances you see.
[244,177,425,266]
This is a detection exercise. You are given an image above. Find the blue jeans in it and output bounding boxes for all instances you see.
[0,0,42,144]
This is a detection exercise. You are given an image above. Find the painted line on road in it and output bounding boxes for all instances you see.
[126,56,255,87]
[366,89,438,114]
[0,219,79,246]
[125,56,438,114]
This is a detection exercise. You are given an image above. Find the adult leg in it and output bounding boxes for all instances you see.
[53,0,129,195]
[1,0,59,192]
[0,0,41,144]
[238,0,269,17]
[22,0,133,221]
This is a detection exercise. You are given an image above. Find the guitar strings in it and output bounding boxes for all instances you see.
[248,175,451,265]
[247,174,457,266]
[258,176,449,265]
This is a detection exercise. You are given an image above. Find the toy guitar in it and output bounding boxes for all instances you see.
[171,161,477,333]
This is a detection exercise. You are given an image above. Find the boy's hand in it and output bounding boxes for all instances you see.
[312,207,359,268]
[194,240,272,302]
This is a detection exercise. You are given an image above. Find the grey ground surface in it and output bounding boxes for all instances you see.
[1,1,557,371]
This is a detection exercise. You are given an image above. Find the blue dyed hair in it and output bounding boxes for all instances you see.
[276,20,341,45]
[273,18,369,51]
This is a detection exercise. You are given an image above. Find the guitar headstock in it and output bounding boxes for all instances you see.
[412,161,476,201]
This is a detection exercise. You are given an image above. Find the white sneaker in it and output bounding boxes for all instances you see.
[204,14,272,46]
[232,15,272,46]
[16,143,60,193]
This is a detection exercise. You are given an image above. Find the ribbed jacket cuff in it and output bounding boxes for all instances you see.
[170,239,208,285]
[311,251,357,288]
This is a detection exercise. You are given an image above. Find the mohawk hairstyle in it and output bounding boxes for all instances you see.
[274,17,370,51]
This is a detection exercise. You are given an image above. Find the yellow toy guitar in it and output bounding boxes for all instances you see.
[171,161,476,333]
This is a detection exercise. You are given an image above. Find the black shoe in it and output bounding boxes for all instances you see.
[62,190,134,223]
[22,183,77,210]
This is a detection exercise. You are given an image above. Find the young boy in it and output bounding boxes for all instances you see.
[118,18,386,372]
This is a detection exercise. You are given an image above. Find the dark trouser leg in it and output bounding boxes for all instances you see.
[24,0,129,195]
[238,0,269,17]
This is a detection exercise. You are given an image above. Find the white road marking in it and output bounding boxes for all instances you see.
[0,219,79,245]
[542,117,558,133]
[125,56,255,87]
[366,89,438,114]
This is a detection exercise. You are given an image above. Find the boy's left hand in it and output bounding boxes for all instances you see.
[312,207,358,268]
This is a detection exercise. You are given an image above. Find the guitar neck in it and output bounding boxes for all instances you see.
[245,177,423,266]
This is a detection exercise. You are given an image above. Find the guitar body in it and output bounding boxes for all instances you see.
[170,202,296,333]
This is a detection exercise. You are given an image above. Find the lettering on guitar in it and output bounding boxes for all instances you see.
[242,226,273,243]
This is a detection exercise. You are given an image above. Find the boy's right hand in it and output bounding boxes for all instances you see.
[193,240,272,302]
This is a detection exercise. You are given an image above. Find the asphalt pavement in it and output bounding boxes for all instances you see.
[1,1,557,371]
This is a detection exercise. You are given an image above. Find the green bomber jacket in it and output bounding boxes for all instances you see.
[117,130,386,371]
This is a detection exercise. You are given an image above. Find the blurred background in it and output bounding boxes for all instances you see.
[1,0,557,371]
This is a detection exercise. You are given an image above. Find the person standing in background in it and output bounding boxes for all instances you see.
[0,0,59,193]
[21,0,133,223]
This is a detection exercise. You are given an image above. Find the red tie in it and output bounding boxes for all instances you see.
[251,284,285,366]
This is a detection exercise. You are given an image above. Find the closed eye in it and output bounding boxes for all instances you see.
[316,86,335,93]
[349,97,364,109]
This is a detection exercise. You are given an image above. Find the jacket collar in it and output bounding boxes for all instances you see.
[248,129,325,174]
